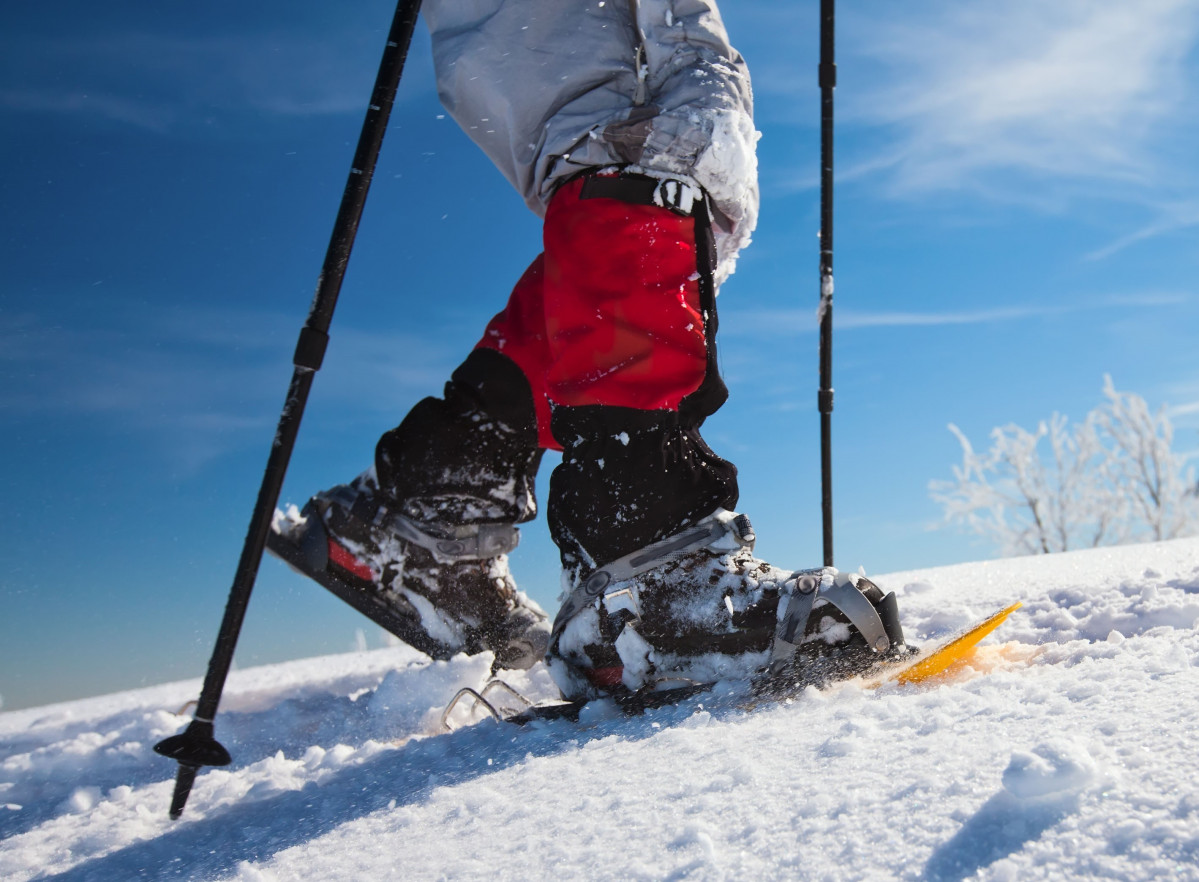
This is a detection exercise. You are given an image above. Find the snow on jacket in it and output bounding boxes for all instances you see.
[424,0,759,283]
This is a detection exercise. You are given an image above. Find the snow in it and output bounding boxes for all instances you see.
[3,538,1199,881]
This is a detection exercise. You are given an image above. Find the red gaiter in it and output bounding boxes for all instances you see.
[475,176,707,451]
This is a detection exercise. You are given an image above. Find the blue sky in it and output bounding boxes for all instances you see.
[3,0,1198,712]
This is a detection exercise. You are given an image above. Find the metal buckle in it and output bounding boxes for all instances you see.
[652,178,700,216]
[383,513,520,563]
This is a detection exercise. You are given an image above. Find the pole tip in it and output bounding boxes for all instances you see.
[167,762,199,820]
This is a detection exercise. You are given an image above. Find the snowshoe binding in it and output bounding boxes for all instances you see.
[545,509,910,700]
[268,473,550,671]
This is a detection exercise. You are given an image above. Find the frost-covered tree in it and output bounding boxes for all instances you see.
[1094,375,1196,542]
[931,378,1197,556]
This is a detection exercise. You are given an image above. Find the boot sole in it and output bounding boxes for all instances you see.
[265,516,460,661]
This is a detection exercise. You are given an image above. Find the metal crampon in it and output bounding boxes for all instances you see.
[441,679,535,731]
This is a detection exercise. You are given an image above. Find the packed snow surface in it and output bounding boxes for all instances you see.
[3,539,1199,880]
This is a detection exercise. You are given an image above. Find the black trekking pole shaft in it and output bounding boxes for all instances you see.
[154,0,425,820]
[817,0,836,568]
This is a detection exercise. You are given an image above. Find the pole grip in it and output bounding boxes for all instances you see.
[818,61,837,89]
[294,326,330,371]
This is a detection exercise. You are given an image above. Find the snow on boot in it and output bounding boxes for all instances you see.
[268,349,550,670]
[545,509,907,699]
[272,475,548,669]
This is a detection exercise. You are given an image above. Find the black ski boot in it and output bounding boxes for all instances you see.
[268,350,550,670]
[542,406,906,698]
[545,508,907,699]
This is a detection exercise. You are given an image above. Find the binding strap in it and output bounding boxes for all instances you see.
[549,509,754,654]
[579,172,703,216]
[386,513,519,563]
[770,571,895,673]
[328,481,520,563]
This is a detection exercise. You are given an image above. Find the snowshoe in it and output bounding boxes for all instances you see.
[268,475,550,671]
[545,509,909,700]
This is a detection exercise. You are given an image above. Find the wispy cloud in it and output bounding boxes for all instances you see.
[1083,202,1199,260]
[742,1,1199,256]
[838,307,1058,330]
[1098,291,1191,308]
[842,0,1199,199]
[0,23,433,135]
[725,304,1058,336]
[1161,376,1199,429]
[724,291,1190,336]
[0,303,455,473]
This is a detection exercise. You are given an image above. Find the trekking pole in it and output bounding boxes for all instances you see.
[153,0,425,820]
[817,0,836,568]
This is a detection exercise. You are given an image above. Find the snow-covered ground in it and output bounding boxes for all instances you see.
[3,539,1199,881]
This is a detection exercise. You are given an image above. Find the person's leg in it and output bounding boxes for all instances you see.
[541,173,734,570]
[374,349,543,527]
[537,173,906,698]
[472,255,558,452]
[275,273,554,670]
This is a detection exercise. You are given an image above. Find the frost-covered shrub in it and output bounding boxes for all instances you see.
[931,377,1197,556]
